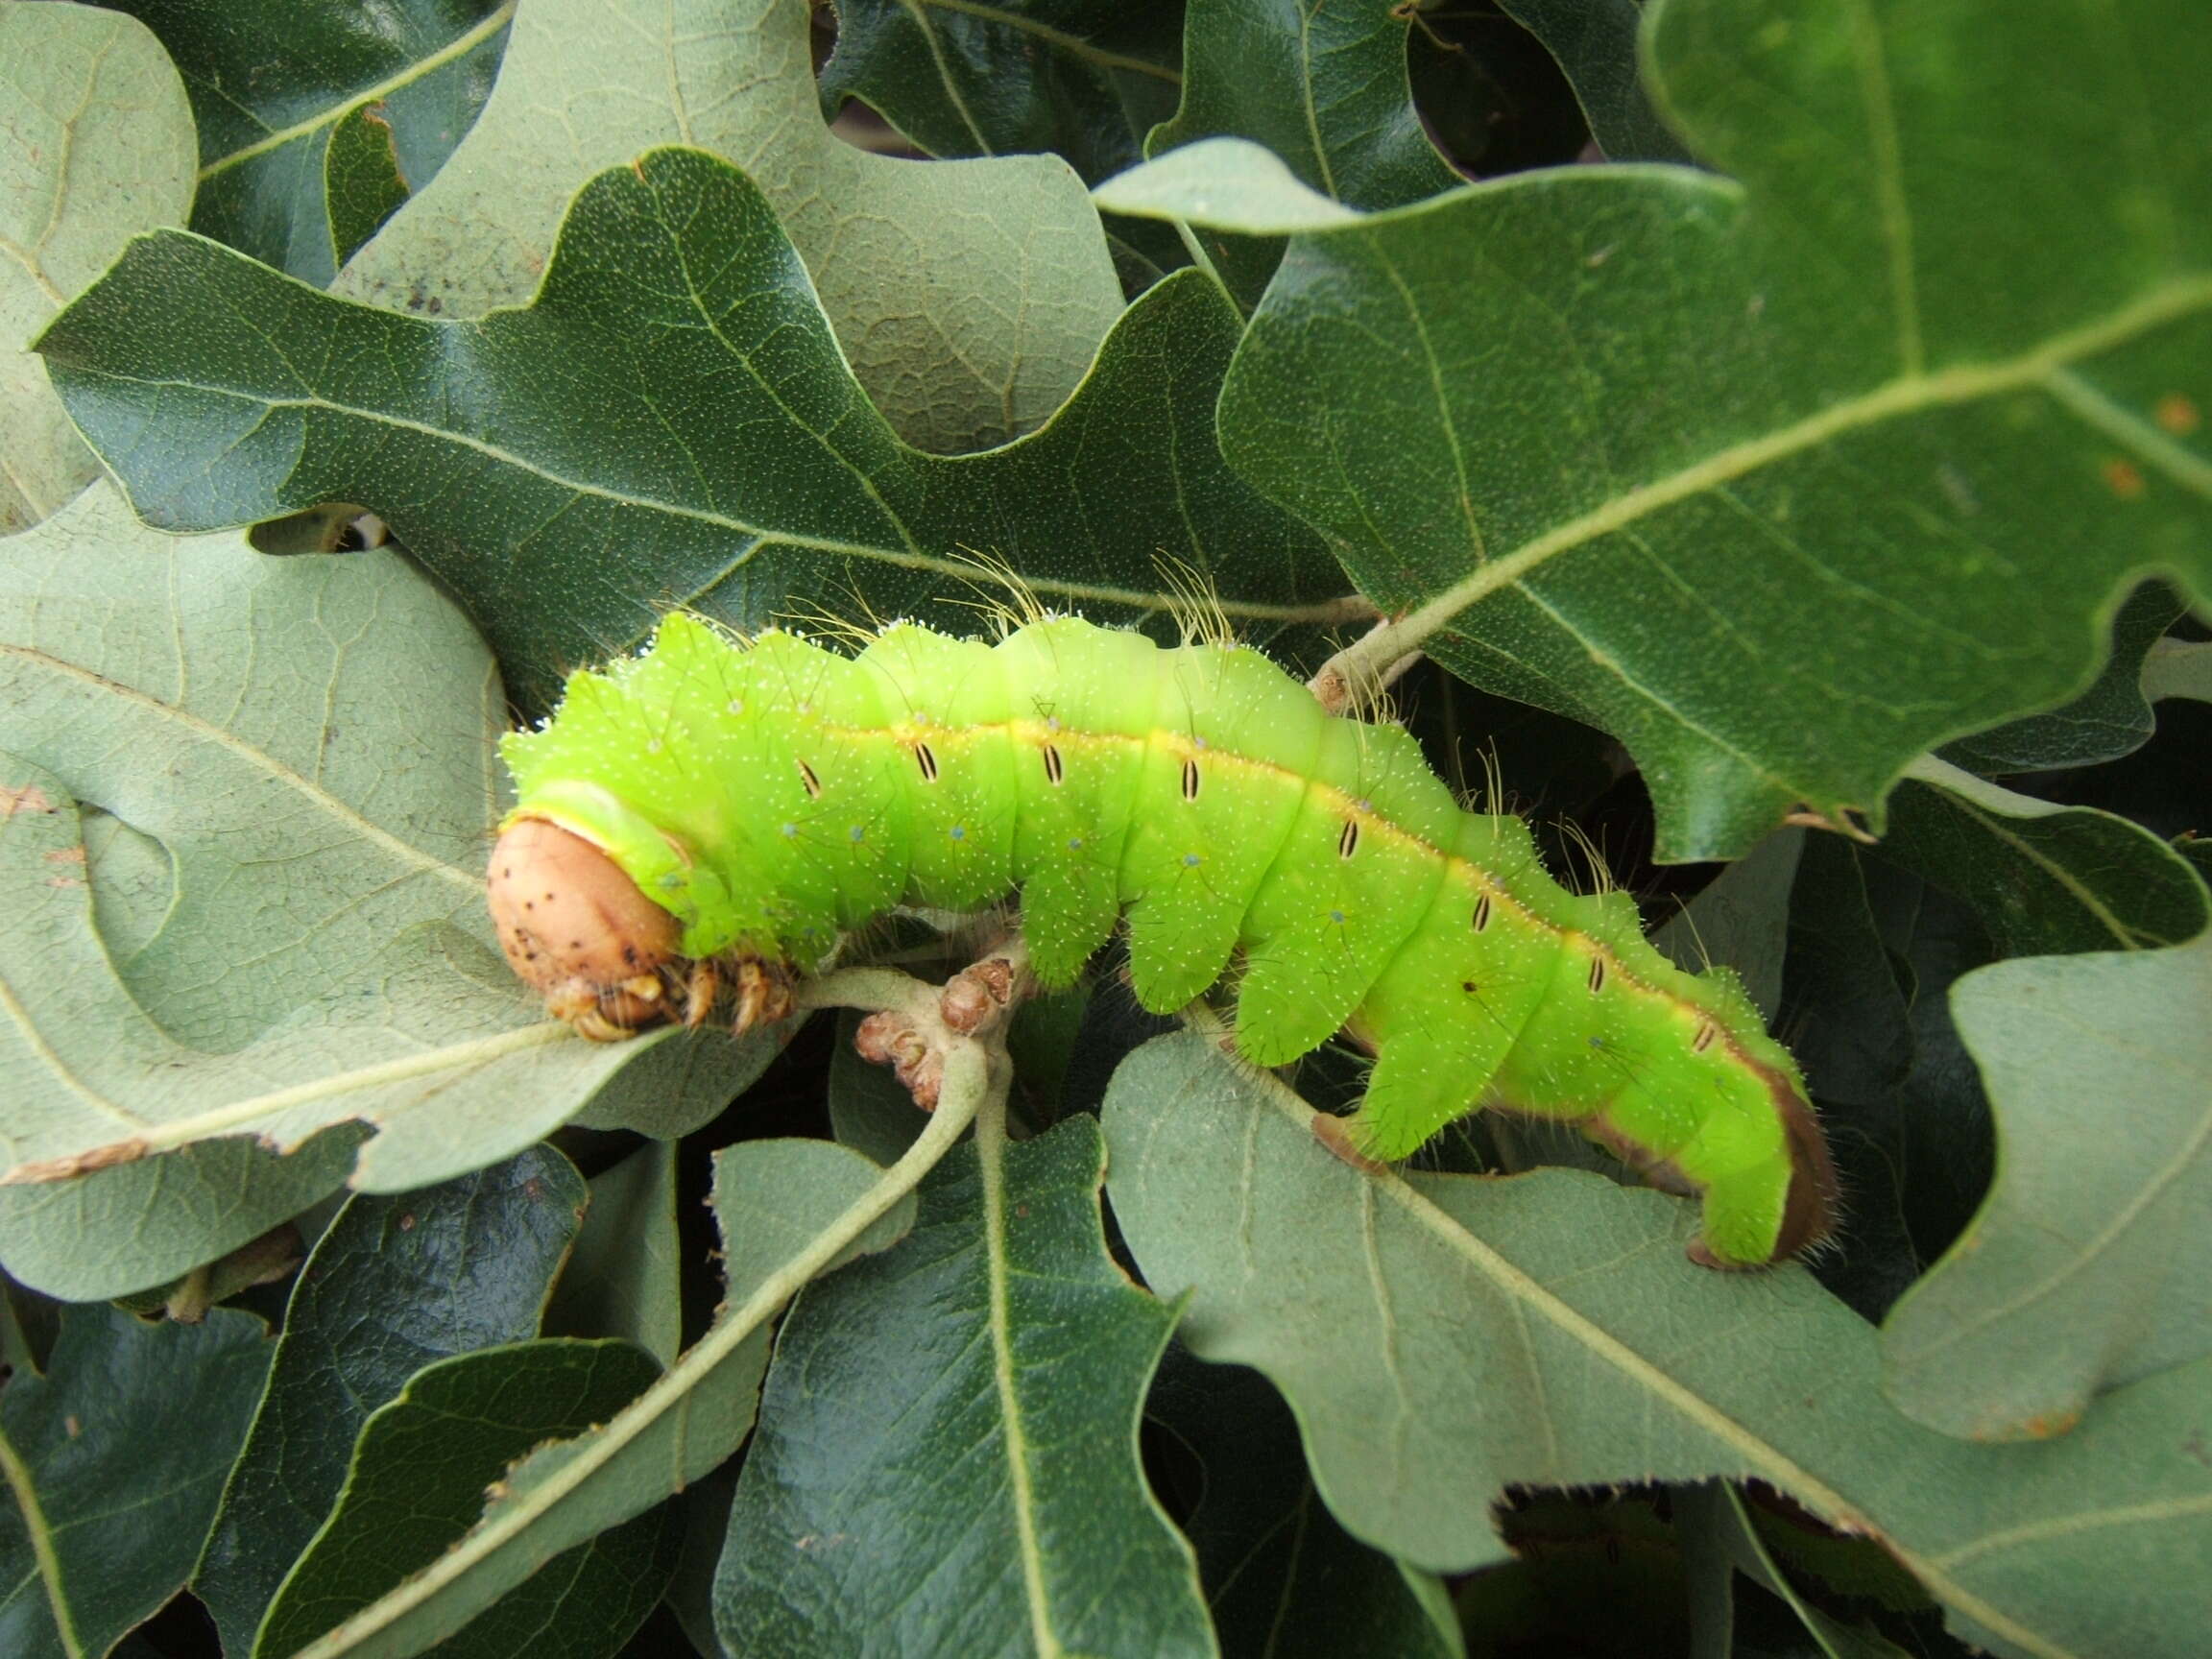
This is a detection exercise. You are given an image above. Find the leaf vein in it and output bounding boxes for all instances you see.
[1357,275,2212,671]
[197,3,518,182]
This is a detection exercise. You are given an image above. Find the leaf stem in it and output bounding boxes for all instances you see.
[792,965,949,1019]
[285,961,1016,1659]
[1169,220,1242,319]
[1307,613,1426,713]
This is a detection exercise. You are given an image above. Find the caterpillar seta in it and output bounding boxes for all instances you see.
[489,612,1838,1267]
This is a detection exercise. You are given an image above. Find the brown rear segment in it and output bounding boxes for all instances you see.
[1767,1065,1841,1259]
[488,817,687,1036]
[1677,1060,1840,1268]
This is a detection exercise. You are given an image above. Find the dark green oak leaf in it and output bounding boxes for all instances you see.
[1777,831,1925,1320]
[1496,0,1690,163]
[1147,1346,1460,1658]
[1781,757,2210,1322]
[197,1147,588,1656]
[1217,0,2212,860]
[713,1116,1210,1657]
[0,1305,272,1659]
[239,1137,919,1657]
[36,146,1353,712]
[1152,0,1457,210]
[1874,761,2209,958]
[1939,581,2188,773]
[819,0,1184,186]
[1457,1491,1693,1656]
[108,0,510,285]
[324,101,414,269]
[251,1338,673,1659]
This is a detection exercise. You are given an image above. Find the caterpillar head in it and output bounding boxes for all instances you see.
[488,816,706,1039]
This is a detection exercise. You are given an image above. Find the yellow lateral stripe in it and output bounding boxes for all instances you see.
[822,713,1755,1054]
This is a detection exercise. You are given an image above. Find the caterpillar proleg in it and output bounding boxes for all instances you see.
[490,613,1838,1266]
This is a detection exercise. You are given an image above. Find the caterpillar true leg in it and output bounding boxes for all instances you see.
[681,958,720,1028]
[731,958,797,1037]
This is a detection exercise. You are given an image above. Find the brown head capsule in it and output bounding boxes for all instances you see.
[488,817,688,1038]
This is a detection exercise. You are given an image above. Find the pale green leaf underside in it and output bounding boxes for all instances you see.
[547,1141,683,1367]
[1880,929,2212,1443]
[0,486,768,1293]
[1104,1034,2212,1659]
[334,0,1122,454]
[0,6,193,534]
[1096,137,1362,233]
[2143,637,2212,703]
[1678,1483,1912,1659]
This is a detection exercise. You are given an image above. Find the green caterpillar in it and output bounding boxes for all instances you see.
[489,613,1837,1266]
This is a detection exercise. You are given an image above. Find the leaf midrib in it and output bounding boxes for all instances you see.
[0,1022,577,1182]
[0,964,151,1139]
[1236,1065,2092,1659]
[0,1422,84,1659]
[892,0,993,154]
[895,0,1180,84]
[64,372,1368,628]
[1370,272,2212,666]
[196,3,518,180]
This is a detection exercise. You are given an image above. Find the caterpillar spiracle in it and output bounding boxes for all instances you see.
[489,613,1839,1267]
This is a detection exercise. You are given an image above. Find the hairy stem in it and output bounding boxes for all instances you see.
[1307,613,1427,714]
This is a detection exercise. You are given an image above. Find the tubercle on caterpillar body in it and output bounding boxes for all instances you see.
[493,613,1839,1267]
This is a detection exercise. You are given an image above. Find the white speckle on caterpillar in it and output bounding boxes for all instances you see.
[497,613,1838,1264]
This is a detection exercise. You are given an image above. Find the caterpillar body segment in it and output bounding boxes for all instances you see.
[494,613,1838,1266]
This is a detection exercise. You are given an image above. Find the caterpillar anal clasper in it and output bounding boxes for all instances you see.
[492,613,1839,1267]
